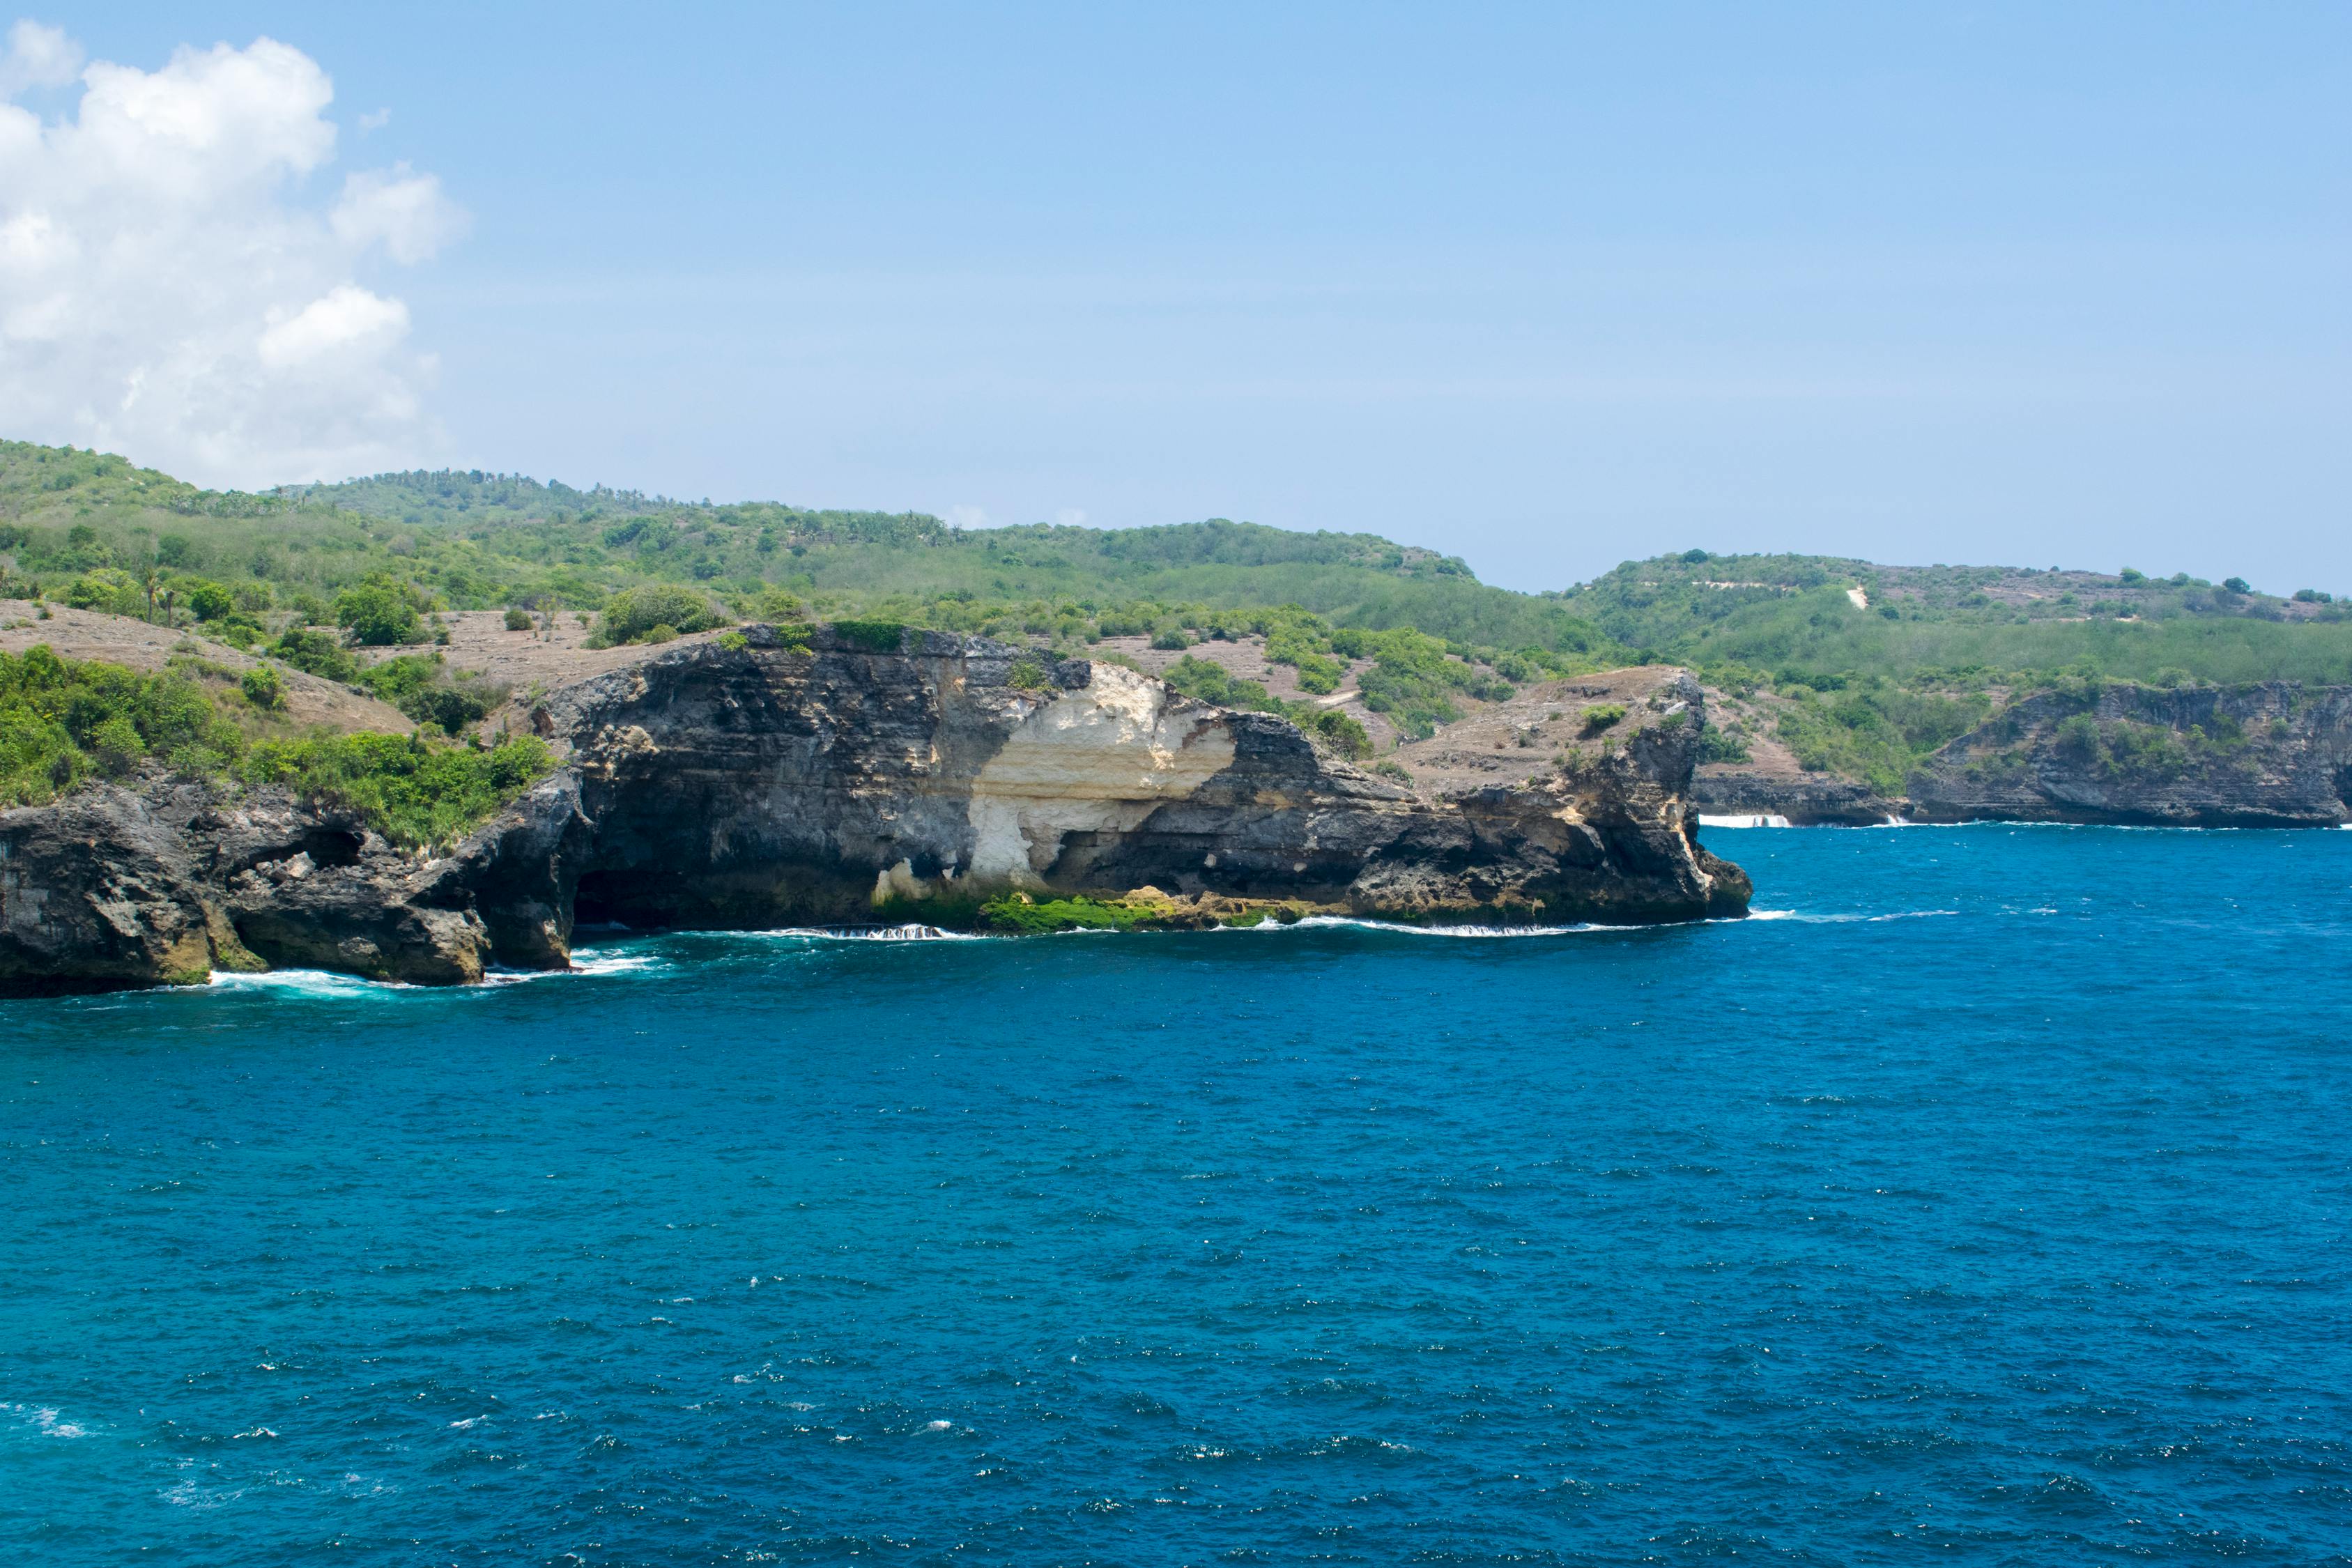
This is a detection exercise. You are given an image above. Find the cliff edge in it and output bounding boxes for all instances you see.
[1,627,1748,994]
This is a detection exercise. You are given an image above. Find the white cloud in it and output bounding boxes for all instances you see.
[0,20,78,95]
[944,504,989,529]
[1054,507,1086,528]
[0,26,461,486]
[330,163,463,264]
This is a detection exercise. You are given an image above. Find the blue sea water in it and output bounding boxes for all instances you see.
[3,827,2349,1565]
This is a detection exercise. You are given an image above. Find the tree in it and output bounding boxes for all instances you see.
[334,573,426,646]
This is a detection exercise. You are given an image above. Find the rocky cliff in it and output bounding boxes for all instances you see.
[1905,682,2352,827]
[1,628,1748,995]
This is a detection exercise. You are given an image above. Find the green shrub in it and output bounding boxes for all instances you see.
[1008,658,1052,691]
[978,893,1148,933]
[333,572,428,646]
[503,607,535,631]
[181,578,235,621]
[1581,703,1628,734]
[1150,628,1192,650]
[595,583,725,645]
[1162,654,1282,714]
[240,732,554,848]
[266,627,358,683]
[1298,706,1371,759]
[1371,759,1413,784]
[831,617,907,652]
[240,666,286,712]
[1696,723,1749,763]
[1,646,244,804]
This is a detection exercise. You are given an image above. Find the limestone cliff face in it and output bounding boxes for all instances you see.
[0,627,1747,995]
[543,628,1747,933]
[1906,682,2352,827]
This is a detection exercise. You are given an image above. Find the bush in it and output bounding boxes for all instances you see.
[504,607,535,631]
[1150,628,1192,650]
[1,646,244,804]
[1696,723,1749,763]
[268,627,358,683]
[240,666,286,712]
[240,732,555,849]
[594,583,725,645]
[830,617,907,653]
[401,684,495,736]
[333,572,428,646]
[1297,706,1371,760]
[1008,658,1052,691]
[181,578,236,621]
[1581,703,1628,734]
[978,894,1148,934]
[1162,654,1282,714]
[1371,759,1413,784]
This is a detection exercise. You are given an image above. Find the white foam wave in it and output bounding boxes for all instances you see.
[1279,915,1606,938]
[1698,813,1792,829]
[4,1404,90,1438]
[1746,909,1959,923]
[562,950,670,976]
[206,968,409,997]
[745,923,984,942]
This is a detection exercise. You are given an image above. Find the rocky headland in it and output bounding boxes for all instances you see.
[1904,681,2352,827]
[1693,679,2352,827]
[1,627,1749,994]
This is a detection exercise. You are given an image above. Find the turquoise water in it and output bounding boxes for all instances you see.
[3,827,2349,1565]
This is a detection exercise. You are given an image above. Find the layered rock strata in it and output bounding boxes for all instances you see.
[1905,681,2352,827]
[1,628,1748,994]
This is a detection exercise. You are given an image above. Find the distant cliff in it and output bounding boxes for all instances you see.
[1905,682,2352,827]
[1,629,1748,994]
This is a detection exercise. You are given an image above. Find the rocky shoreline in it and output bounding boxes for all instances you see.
[1,629,1750,995]
[1696,680,2352,828]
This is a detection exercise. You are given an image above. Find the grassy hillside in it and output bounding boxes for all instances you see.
[0,445,1608,652]
[6,440,2349,790]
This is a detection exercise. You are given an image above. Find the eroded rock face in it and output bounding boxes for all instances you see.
[1907,682,2352,827]
[1,782,505,994]
[0,628,1748,996]
[544,629,1748,932]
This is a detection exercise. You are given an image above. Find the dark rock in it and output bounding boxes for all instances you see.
[0,629,1749,995]
[1907,682,2352,827]
[1692,771,1900,826]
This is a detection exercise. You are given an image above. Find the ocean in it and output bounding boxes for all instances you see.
[3,827,2348,1565]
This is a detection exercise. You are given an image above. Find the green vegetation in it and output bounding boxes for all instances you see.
[590,582,725,647]
[0,441,1616,653]
[8,440,2350,793]
[1,645,242,804]
[348,652,506,735]
[334,571,429,646]
[977,893,1153,933]
[1,645,550,843]
[1157,654,1371,758]
[240,731,554,849]
[1580,702,1628,735]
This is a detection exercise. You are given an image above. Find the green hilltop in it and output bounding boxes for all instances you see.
[5,438,2350,790]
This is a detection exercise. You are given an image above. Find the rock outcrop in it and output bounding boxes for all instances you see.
[1691,771,1898,826]
[1,628,1748,995]
[1905,682,2352,827]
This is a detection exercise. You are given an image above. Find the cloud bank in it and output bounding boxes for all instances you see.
[0,20,461,487]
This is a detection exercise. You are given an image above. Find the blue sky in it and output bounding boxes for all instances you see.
[19,2,2351,592]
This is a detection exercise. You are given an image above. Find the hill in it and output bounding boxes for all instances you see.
[5,440,2350,794]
